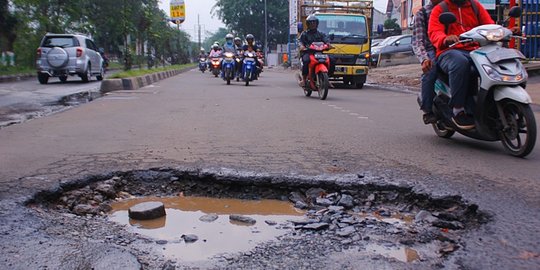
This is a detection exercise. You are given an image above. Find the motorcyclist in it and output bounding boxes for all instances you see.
[428,0,495,130]
[198,48,207,58]
[234,37,244,78]
[221,34,237,78]
[209,43,222,58]
[222,34,236,53]
[412,0,442,125]
[208,44,222,71]
[242,34,261,78]
[298,14,334,88]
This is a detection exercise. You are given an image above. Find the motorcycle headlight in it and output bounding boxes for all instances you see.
[482,64,526,82]
[224,52,234,58]
[478,28,505,42]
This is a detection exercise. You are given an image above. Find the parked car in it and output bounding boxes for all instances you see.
[36,34,104,84]
[370,34,414,67]
[370,38,384,47]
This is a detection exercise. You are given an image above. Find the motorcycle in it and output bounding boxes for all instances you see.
[221,52,236,85]
[428,7,536,157]
[241,51,258,86]
[299,42,331,100]
[199,58,207,73]
[210,57,221,77]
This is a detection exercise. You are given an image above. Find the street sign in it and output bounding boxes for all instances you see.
[289,0,298,35]
[170,0,185,24]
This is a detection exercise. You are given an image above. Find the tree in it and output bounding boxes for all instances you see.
[4,0,192,68]
[384,18,401,31]
[213,0,288,49]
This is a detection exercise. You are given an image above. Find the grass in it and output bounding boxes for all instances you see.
[110,63,195,79]
[0,66,35,76]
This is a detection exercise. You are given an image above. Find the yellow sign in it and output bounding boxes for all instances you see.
[170,0,185,24]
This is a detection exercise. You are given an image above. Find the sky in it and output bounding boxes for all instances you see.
[158,0,388,41]
[159,0,226,41]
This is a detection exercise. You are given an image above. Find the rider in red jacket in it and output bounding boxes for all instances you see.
[428,0,493,130]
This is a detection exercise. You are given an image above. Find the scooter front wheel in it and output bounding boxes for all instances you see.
[317,72,329,100]
[432,122,455,138]
[498,100,537,157]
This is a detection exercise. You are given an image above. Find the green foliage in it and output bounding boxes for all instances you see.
[202,28,229,51]
[213,0,289,48]
[384,18,401,31]
[2,0,193,69]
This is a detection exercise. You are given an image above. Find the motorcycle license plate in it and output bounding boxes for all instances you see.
[244,57,255,62]
[314,53,326,59]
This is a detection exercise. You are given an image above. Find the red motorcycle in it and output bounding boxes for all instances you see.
[210,58,221,77]
[301,42,331,100]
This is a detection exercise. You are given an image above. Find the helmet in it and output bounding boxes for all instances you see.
[246,34,254,43]
[234,37,242,44]
[200,47,205,52]
[214,41,220,46]
[225,33,234,40]
[212,44,218,50]
[306,14,319,29]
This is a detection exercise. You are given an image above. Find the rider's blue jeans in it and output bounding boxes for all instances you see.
[437,49,475,109]
[420,50,437,113]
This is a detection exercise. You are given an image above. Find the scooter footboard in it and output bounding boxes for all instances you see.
[493,85,532,104]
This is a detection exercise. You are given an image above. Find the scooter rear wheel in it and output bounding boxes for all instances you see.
[432,122,455,138]
[498,100,536,157]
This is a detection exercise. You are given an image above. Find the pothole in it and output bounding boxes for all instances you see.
[108,196,304,262]
[27,169,489,268]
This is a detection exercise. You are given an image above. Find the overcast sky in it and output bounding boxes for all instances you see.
[159,0,226,41]
[159,0,389,41]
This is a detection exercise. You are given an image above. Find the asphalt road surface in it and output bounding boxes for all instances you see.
[0,68,539,268]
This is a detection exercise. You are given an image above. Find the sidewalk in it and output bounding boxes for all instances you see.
[367,61,540,106]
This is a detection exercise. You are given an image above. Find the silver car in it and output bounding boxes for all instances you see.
[36,34,104,84]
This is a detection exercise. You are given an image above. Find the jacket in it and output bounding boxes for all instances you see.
[428,0,494,57]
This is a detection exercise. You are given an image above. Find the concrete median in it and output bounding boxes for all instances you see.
[99,66,195,93]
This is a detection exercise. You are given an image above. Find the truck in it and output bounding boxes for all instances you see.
[297,0,373,89]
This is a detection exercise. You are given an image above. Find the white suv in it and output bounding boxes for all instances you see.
[36,34,104,84]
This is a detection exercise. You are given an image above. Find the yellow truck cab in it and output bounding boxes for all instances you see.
[298,0,372,88]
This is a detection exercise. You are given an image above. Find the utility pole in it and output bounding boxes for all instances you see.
[198,14,202,50]
[264,0,268,66]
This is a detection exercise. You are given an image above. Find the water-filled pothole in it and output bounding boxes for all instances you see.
[28,169,489,268]
[109,195,303,261]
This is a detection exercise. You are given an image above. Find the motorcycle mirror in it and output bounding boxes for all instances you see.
[297,22,304,33]
[439,12,457,25]
[508,6,522,18]
[329,34,335,41]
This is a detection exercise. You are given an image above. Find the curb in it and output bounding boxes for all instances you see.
[0,73,35,83]
[100,66,194,93]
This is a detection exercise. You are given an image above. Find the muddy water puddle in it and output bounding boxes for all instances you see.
[365,243,420,262]
[109,196,303,262]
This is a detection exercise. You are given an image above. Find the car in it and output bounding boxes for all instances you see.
[370,38,384,47]
[370,34,415,67]
[36,33,104,84]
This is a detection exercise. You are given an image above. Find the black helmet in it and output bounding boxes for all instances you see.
[306,14,319,28]
[246,34,254,43]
